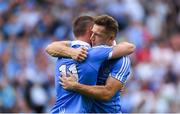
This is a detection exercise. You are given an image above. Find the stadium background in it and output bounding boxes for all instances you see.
[0,0,180,113]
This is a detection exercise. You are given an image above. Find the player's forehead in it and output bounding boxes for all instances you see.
[91,24,106,34]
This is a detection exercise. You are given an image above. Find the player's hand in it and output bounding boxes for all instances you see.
[71,47,88,62]
[59,73,78,90]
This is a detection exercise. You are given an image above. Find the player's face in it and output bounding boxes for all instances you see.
[90,24,110,46]
[87,25,93,45]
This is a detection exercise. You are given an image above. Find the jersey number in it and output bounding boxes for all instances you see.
[59,64,78,80]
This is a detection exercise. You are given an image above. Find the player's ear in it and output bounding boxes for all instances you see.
[107,36,115,45]
[109,36,114,42]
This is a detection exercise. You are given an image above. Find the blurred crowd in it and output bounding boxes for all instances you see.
[0,0,180,113]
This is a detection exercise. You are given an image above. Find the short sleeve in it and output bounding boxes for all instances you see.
[110,56,131,83]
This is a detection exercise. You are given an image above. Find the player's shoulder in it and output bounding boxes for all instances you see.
[90,45,112,52]
[88,45,113,55]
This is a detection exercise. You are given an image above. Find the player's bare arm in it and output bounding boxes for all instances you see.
[45,41,88,61]
[60,74,124,101]
[46,41,135,61]
[110,42,136,59]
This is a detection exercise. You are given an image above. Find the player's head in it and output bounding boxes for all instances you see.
[90,15,118,46]
[73,16,94,44]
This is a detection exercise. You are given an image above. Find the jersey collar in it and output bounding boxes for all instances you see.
[71,40,91,48]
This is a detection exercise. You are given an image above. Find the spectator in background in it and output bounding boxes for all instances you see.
[0,0,179,113]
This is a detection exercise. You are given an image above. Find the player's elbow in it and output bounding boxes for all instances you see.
[45,44,56,57]
[123,42,136,53]
[45,44,51,54]
[130,44,136,53]
[100,87,114,101]
[45,44,49,52]
[101,91,113,101]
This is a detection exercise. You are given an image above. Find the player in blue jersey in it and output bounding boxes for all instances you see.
[46,15,135,113]
[59,15,133,113]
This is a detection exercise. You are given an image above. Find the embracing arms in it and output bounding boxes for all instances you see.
[60,75,124,101]
[110,42,135,59]
[46,40,135,60]
[46,41,87,61]
[60,56,130,101]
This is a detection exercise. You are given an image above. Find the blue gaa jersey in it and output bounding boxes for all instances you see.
[92,56,131,113]
[51,40,113,113]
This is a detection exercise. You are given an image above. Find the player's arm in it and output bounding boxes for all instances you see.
[60,75,123,101]
[45,41,87,61]
[110,42,136,59]
[60,56,130,101]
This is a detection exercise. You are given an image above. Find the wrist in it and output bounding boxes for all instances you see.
[68,48,76,58]
[72,82,80,90]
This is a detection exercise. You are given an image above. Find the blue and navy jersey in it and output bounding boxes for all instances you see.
[92,56,131,113]
[51,40,113,113]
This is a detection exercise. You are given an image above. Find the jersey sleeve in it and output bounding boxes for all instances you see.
[88,46,113,66]
[110,56,131,83]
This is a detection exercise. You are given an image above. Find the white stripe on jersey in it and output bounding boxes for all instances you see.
[115,56,130,81]
[115,57,126,79]
[120,57,130,81]
[118,57,128,80]
[116,57,128,80]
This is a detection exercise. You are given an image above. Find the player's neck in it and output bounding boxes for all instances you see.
[76,36,90,44]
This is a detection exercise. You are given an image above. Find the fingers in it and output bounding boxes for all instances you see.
[59,81,67,89]
[81,47,88,55]
[66,71,73,77]
[72,47,88,61]
[59,76,67,89]
[59,74,76,82]
[61,72,66,77]
[77,55,86,61]
[59,81,64,87]
[80,52,87,58]
[59,77,65,88]
[67,72,78,80]
[77,48,88,61]
[59,76,65,82]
